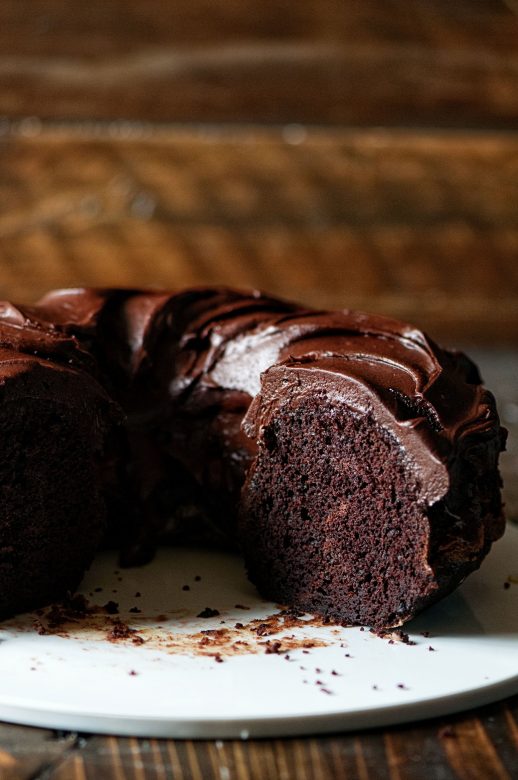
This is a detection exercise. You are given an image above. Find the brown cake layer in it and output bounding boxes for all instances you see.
[0,287,506,626]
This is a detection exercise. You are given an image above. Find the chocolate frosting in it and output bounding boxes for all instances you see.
[0,286,502,532]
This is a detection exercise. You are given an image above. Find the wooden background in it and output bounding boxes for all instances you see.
[0,0,517,777]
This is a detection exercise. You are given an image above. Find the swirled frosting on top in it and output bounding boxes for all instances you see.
[0,286,501,512]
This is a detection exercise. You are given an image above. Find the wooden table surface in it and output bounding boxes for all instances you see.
[1,0,518,776]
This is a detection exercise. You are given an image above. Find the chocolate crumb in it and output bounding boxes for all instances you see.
[129,670,138,676]
[254,623,274,637]
[315,668,322,673]
[331,670,341,676]
[428,646,436,651]
[504,582,511,590]
[234,604,250,610]
[103,601,119,615]
[321,688,334,695]
[235,622,244,629]
[396,683,408,690]
[421,631,431,638]
[94,587,103,593]
[129,607,141,614]
[265,641,283,654]
[182,585,190,591]
[107,619,144,645]
[372,685,379,690]
[135,592,141,597]
[344,653,352,658]
[197,607,220,618]
[316,680,323,686]
[194,575,201,581]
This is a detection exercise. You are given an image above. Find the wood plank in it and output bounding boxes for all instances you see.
[0,1,517,127]
[42,701,518,778]
[0,723,77,780]
[1,126,517,344]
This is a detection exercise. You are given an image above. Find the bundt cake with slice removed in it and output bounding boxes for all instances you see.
[0,287,506,627]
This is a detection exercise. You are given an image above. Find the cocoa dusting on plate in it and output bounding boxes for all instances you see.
[4,602,330,659]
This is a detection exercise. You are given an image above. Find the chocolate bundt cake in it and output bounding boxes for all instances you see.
[0,288,506,628]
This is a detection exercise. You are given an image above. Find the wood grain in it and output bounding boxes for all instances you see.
[8,697,507,778]
[0,724,77,780]
[1,125,517,344]
[0,0,517,127]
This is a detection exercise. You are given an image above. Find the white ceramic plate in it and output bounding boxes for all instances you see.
[0,525,516,738]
